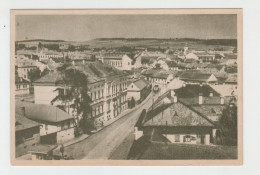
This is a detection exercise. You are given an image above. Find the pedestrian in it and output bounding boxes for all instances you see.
[60,144,64,158]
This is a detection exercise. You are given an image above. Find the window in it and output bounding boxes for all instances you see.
[184,135,191,142]
[175,135,180,142]
[98,91,100,99]
[23,84,27,88]
[45,124,48,131]
[94,92,97,100]
[96,107,99,115]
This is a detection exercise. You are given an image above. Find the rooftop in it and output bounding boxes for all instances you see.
[15,113,40,132]
[179,72,216,82]
[133,78,150,90]
[143,102,214,127]
[16,101,74,123]
[174,84,220,98]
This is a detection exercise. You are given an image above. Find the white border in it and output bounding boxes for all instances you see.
[1,0,260,175]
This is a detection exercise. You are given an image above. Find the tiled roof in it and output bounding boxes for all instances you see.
[15,113,40,132]
[191,104,226,122]
[143,102,214,127]
[133,78,149,90]
[34,70,64,84]
[179,96,222,105]
[34,62,126,84]
[179,72,215,82]
[16,101,74,123]
[174,84,220,98]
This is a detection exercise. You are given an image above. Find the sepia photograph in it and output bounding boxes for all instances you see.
[10,9,243,165]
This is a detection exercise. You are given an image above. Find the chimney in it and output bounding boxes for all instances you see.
[220,96,224,104]
[72,60,75,65]
[183,83,186,87]
[173,96,178,103]
[82,60,85,65]
[209,91,213,97]
[199,93,203,105]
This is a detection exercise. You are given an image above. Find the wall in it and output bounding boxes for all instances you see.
[122,55,132,70]
[15,83,29,95]
[34,85,61,104]
[15,130,40,158]
[57,127,75,144]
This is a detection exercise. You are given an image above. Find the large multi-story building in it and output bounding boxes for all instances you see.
[102,53,133,70]
[33,61,129,129]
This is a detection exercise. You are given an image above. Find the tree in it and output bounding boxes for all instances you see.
[219,104,237,145]
[28,68,41,82]
[52,63,92,134]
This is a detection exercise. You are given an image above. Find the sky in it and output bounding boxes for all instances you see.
[15,14,237,41]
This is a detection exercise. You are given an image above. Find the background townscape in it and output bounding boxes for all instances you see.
[14,14,238,160]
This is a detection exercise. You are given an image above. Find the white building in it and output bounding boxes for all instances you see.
[102,54,133,70]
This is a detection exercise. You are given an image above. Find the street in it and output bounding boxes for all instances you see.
[63,92,159,159]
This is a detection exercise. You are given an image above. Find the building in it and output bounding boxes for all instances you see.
[197,53,215,63]
[134,94,216,145]
[127,78,151,103]
[16,102,75,145]
[33,62,129,129]
[142,69,174,87]
[15,76,30,95]
[178,72,218,84]
[15,113,41,158]
[102,53,133,70]
[15,59,38,80]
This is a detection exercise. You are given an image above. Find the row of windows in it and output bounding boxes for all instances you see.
[16,84,28,89]
[106,60,122,67]
[111,82,128,95]
[91,90,104,101]
[92,104,104,117]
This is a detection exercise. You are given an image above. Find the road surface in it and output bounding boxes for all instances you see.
[64,92,158,159]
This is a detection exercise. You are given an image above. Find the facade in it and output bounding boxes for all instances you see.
[33,62,129,129]
[15,59,38,80]
[38,53,63,62]
[15,76,30,95]
[127,78,151,102]
[102,53,133,70]
[15,113,41,158]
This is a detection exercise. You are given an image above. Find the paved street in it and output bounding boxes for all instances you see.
[63,92,159,159]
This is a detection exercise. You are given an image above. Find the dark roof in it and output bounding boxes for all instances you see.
[133,78,149,90]
[174,84,220,98]
[15,76,30,84]
[34,71,64,84]
[143,102,214,127]
[16,101,74,123]
[179,72,216,82]
[129,141,238,160]
[166,61,178,67]
[15,113,41,132]
[34,62,127,84]
[179,96,222,105]
[191,104,227,122]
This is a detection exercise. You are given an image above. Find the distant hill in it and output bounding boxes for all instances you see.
[17,39,66,43]
[95,38,237,47]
